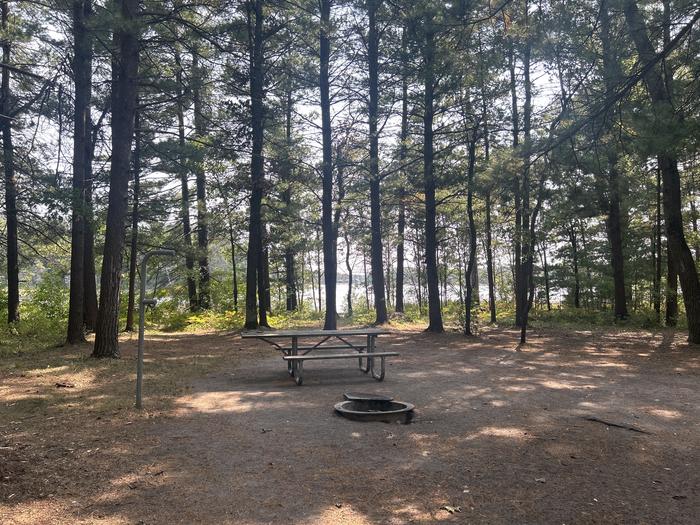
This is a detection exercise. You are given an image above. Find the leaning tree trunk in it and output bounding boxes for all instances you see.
[92,0,139,358]
[67,0,92,342]
[192,51,211,310]
[422,18,443,333]
[125,108,141,333]
[623,0,700,342]
[367,0,387,324]
[1,0,19,324]
[320,0,337,329]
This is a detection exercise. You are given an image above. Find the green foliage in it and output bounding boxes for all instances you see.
[25,270,70,322]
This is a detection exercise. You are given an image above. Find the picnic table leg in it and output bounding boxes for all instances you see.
[371,356,386,381]
[294,359,304,386]
[367,335,376,376]
[359,335,371,373]
[289,336,298,377]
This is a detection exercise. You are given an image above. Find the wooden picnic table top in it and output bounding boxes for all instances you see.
[240,328,391,339]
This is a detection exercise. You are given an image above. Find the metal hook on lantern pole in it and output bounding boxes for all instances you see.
[136,249,176,409]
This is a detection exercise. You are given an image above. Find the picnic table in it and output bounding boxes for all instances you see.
[240,328,398,386]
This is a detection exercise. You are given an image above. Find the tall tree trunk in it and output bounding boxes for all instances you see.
[539,239,551,311]
[666,241,678,326]
[345,232,353,316]
[316,242,322,313]
[569,225,581,309]
[245,0,267,329]
[320,0,337,329]
[479,40,497,324]
[67,0,92,342]
[282,88,297,311]
[367,0,388,324]
[396,196,406,313]
[83,135,98,331]
[92,0,139,358]
[231,230,238,311]
[422,16,443,333]
[464,124,478,336]
[1,0,18,324]
[654,164,662,321]
[688,170,699,261]
[175,53,198,312]
[623,0,700,342]
[395,29,408,314]
[262,236,271,312]
[363,249,370,310]
[600,0,629,320]
[415,228,423,314]
[509,39,522,327]
[125,108,141,333]
[192,51,211,310]
[518,2,533,344]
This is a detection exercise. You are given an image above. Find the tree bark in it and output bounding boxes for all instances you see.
[282,88,297,311]
[175,52,198,312]
[345,232,353,316]
[600,0,629,320]
[654,164,662,321]
[230,228,238,311]
[623,0,700,342]
[464,121,478,336]
[83,137,98,332]
[67,0,92,342]
[395,30,408,313]
[1,0,19,324]
[366,0,388,325]
[320,0,337,329]
[479,46,497,324]
[518,3,534,344]
[568,224,581,309]
[422,16,443,333]
[92,0,139,358]
[666,241,678,326]
[192,51,211,310]
[539,239,551,310]
[509,39,522,327]
[125,108,141,333]
[244,0,267,329]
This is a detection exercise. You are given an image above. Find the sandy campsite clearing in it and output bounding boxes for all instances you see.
[1,326,699,524]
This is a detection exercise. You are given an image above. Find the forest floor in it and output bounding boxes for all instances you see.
[1,325,699,524]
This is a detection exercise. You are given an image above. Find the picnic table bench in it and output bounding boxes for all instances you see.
[240,328,398,386]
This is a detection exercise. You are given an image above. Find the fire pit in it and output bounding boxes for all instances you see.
[335,392,414,423]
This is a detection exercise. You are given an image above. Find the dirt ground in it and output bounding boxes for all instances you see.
[1,326,699,524]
